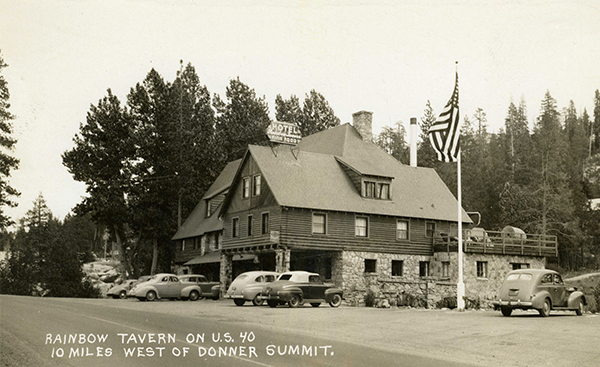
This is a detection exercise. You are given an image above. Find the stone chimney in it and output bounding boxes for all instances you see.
[352,110,373,142]
[410,117,417,167]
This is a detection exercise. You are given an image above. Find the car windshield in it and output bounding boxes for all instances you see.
[506,273,532,281]
[235,274,248,281]
[279,274,292,281]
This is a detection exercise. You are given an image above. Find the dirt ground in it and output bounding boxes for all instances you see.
[100,297,600,367]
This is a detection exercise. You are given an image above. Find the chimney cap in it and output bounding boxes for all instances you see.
[352,110,373,117]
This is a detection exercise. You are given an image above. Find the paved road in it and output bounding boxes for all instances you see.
[1,295,473,367]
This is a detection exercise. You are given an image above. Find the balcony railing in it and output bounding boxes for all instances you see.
[433,230,558,257]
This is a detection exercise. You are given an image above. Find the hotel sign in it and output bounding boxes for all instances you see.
[267,121,302,145]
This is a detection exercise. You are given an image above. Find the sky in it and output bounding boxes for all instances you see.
[1,0,599,225]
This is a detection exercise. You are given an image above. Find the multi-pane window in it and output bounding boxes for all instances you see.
[396,220,409,240]
[253,174,261,196]
[442,261,450,278]
[377,183,390,200]
[364,181,376,198]
[419,261,430,277]
[355,216,368,237]
[232,217,240,238]
[392,260,403,276]
[242,177,250,198]
[476,261,488,278]
[247,215,253,236]
[312,213,326,234]
[364,259,377,273]
[261,212,269,235]
[426,222,435,238]
[363,180,391,200]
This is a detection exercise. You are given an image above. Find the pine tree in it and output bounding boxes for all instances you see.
[0,50,20,229]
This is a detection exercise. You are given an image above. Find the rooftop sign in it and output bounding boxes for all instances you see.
[266,121,302,145]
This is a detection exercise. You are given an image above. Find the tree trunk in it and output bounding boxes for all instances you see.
[151,238,158,275]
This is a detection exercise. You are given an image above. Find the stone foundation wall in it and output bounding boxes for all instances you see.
[339,250,546,309]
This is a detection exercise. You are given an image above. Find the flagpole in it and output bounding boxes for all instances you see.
[457,150,465,310]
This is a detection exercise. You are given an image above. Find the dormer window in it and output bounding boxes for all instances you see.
[362,179,391,200]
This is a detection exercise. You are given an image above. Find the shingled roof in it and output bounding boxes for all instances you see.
[171,159,241,240]
[229,123,471,222]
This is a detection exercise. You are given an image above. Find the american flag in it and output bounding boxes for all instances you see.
[429,72,460,162]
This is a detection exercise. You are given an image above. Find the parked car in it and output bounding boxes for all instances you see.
[495,269,587,317]
[179,274,220,301]
[225,271,279,306]
[260,271,343,308]
[128,273,186,301]
[107,279,138,299]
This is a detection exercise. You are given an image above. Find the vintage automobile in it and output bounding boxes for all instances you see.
[128,273,186,301]
[225,271,279,306]
[179,274,220,301]
[260,271,343,308]
[106,279,138,299]
[495,269,587,317]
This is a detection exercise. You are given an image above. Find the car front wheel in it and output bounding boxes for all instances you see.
[234,299,245,306]
[329,294,342,308]
[252,295,264,306]
[501,306,512,317]
[288,294,301,308]
[189,290,200,301]
[267,300,278,308]
[576,299,584,316]
[539,298,551,317]
[146,291,157,302]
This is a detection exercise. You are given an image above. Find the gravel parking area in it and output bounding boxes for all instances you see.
[94,297,600,367]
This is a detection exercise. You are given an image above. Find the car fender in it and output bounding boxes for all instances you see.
[210,284,221,298]
[567,292,586,308]
[279,286,303,300]
[531,290,552,309]
[181,285,201,298]
[324,288,343,302]
[136,285,161,299]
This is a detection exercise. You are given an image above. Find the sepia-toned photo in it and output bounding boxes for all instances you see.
[1,1,599,366]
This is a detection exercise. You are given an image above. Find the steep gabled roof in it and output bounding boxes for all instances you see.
[171,159,241,240]
[247,144,470,222]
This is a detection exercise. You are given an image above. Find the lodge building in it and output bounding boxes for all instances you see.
[172,111,557,307]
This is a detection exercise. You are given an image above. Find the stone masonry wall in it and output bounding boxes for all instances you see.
[340,250,546,309]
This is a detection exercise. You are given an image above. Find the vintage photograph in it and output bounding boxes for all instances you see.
[1,1,599,366]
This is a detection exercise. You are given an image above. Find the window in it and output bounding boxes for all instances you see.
[312,213,326,234]
[181,239,186,251]
[553,274,564,285]
[476,261,488,278]
[396,220,409,240]
[364,259,377,273]
[541,273,553,284]
[419,261,430,277]
[364,181,376,198]
[247,215,253,236]
[355,216,368,237]
[261,212,269,235]
[426,222,436,238]
[511,263,530,270]
[392,260,403,276]
[442,261,450,278]
[232,217,240,238]
[242,177,250,198]
[253,174,261,196]
[377,183,390,200]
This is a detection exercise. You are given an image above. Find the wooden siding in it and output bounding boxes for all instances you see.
[223,205,282,248]
[227,155,278,214]
[279,207,457,256]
